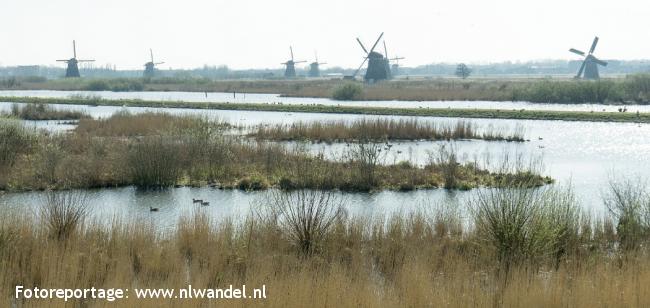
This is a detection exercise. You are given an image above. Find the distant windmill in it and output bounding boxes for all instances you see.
[144,49,165,78]
[569,37,608,79]
[282,46,306,78]
[383,41,405,78]
[384,41,405,77]
[350,32,390,82]
[56,40,94,78]
[309,52,327,78]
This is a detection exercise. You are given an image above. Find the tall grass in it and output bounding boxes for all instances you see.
[3,183,650,306]
[7,103,89,120]
[252,118,526,143]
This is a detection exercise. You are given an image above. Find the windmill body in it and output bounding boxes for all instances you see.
[308,52,326,77]
[57,40,94,78]
[144,49,164,78]
[282,47,305,78]
[570,37,608,80]
[366,51,390,82]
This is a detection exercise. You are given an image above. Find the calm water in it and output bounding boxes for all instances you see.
[1,96,649,227]
[1,89,648,112]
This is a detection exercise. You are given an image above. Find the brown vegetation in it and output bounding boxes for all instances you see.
[251,118,526,143]
[0,113,549,192]
[2,184,650,307]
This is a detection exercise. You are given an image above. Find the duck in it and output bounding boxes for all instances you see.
[192,198,203,204]
[149,206,159,212]
[201,201,210,206]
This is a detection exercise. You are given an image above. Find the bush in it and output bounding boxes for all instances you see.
[40,190,89,241]
[127,136,182,188]
[237,176,269,191]
[332,83,363,100]
[85,80,110,91]
[0,119,36,169]
[604,178,650,251]
[470,185,580,275]
[259,190,345,255]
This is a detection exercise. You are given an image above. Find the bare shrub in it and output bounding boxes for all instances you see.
[260,190,345,255]
[429,143,460,189]
[40,190,90,241]
[604,178,650,251]
[346,141,386,190]
[470,185,580,276]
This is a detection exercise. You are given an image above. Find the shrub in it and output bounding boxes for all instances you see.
[127,136,182,188]
[470,185,580,275]
[237,176,269,191]
[40,190,89,241]
[260,190,345,255]
[332,83,363,100]
[0,119,36,169]
[84,80,110,91]
[604,178,650,251]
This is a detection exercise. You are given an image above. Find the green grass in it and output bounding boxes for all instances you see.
[1,96,649,123]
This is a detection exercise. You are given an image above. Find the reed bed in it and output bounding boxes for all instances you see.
[0,113,548,192]
[5,103,89,120]
[2,183,650,307]
[251,118,525,142]
[6,75,650,104]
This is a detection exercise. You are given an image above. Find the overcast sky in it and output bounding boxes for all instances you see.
[1,0,649,70]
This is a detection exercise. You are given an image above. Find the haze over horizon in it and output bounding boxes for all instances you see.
[1,0,649,70]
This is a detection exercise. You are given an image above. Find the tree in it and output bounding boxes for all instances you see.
[456,63,472,79]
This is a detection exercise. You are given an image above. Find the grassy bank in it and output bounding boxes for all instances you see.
[2,96,650,123]
[2,74,650,104]
[2,182,650,307]
[0,113,549,192]
[251,118,526,143]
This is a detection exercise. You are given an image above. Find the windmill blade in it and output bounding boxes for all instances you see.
[352,57,369,77]
[383,41,388,59]
[155,62,165,65]
[367,32,385,55]
[56,60,70,62]
[589,37,599,54]
[576,60,587,78]
[295,61,307,64]
[150,49,154,63]
[569,48,586,56]
[356,38,368,54]
[319,62,327,65]
[73,40,77,59]
[592,57,608,66]
[290,46,294,61]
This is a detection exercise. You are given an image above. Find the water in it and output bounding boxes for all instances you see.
[1,93,649,227]
[1,89,648,112]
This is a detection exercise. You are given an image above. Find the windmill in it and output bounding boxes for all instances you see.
[308,51,327,77]
[350,32,390,82]
[282,46,306,78]
[384,41,405,77]
[56,40,94,78]
[144,49,165,78]
[569,37,608,79]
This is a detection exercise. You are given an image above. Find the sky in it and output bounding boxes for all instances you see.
[1,0,649,70]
